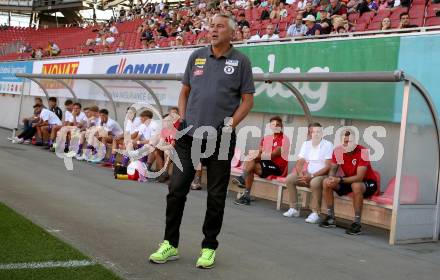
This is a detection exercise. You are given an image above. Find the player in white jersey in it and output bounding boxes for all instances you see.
[84,108,123,163]
[37,104,62,144]
[107,107,140,165]
[44,99,74,149]
[75,106,101,160]
[61,102,89,156]
[131,110,161,173]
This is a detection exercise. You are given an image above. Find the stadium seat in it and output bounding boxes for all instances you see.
[412,0,427,5]
[377,8,392,18]
[409,6,426,18]
[357,11,375,24]
[262,19,271,26]
[427,4,440,17]
[348,13,360,23]
[271,18,281,25]
[371,176,420,205]
[391,19,401,28]
[371,10,392,23]
[425,16,440,26]
[390,7,409,19]
[411,17,424,27]
[367,21,382,31]
[278,22,289,32]
[354,22,367,32]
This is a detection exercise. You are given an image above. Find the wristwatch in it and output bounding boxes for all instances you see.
[339,176,344,184]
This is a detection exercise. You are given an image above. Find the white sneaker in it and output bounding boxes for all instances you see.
[283,208,300,218]
[64,151,77,158]
[12,138,24,144]
[305,212,320,224]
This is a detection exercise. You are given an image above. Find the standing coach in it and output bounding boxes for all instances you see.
[149,13,255,269]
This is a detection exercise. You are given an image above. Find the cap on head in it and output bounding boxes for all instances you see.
[303,15,316,22]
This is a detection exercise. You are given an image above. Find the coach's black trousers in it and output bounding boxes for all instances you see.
[164,130,235,250]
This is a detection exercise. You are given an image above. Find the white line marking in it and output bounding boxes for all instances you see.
[0,260,96,270]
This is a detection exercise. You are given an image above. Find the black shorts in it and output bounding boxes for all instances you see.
[259,160,282,178]
[335,180,378,198]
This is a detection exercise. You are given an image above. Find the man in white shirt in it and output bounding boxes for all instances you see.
[260,24,280,40]
[32,103,62,146]
[54,102,88,154]
[66,103,88,128]
[85,109,122,163]
[248,33,261,41]
[106,107,141,165]
[99,108,123,143]
[134,110,159,146]
[75,106,101,160]
[283,123,333,224]
[132,110,160,172]
[47,99,74,149]
[287,14,307,37]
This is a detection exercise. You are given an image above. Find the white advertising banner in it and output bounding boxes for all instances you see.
[30,57,94,99]
[90,49,193,106]
[27,49,194,106]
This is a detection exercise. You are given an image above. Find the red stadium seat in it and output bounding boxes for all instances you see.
[357,11,375,24]
[427,4,440,17]
[371,176,420,205]
[425,16,440,26]
[391,19,401,28]
[367,21,382,31]
[412,0,426,4]
[390,7,409,19]
[409,6,426,18]
[410,17,424,27]
[271,18,281,25]
[348,12,360,23]
[354,22,367,32]
[278,22,289,32]
[371,10,392,23]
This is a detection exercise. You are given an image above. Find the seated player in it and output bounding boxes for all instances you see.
[32,103,62,145]
[106,107,141,165]
[43,99,73,149]
[319,129,378,235]
[75,106,101,160]
[153,107,179,183]
[89,109,123,163]
[48,97,63,121]
[132,110,159,171]
[282,122,333,224]
[234,116,290,206]
[22,97,44,129]
[12,98,43,144]
[61,103,88,156]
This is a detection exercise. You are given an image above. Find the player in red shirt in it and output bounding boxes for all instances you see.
[234,116,290,206]
[319,129,378,235]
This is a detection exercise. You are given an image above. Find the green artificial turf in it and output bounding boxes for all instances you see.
[0,202,121,279]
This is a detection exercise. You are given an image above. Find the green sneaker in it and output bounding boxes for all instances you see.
[149,240,179,264]
[196,248,216,269]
